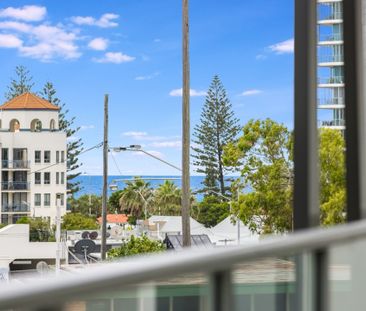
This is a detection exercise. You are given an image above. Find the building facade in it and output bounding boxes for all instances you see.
[318,0,345,130]
[0,93,67,224]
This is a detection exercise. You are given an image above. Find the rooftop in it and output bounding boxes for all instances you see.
[0,93,59,111]
[97,214,128,224]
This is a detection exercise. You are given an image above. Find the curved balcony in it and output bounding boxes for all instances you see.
[1,182,30,191]
[318,76,344,87]
[2,203,30,213]
[318,119,345,128]
[318,33,343,44]
[2,160,30,170]
[318,97,345,109]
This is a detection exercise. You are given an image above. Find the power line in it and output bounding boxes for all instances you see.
[28,142,103,175]
[109,151,123,176]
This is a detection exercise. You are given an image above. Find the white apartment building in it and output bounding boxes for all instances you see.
[0,92,67,224]
[318,0,345,130]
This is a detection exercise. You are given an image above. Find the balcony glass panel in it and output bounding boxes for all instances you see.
[318,2,342,21]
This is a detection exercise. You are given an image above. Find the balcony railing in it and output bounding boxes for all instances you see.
[1,220,366,310]
[318,11,343,21]
[319,119,345,127]
[318,54,343,63]
[1,203,30,213]
[318,97,345,106]
[318,33,343,42]
[1,160,30,169]
[318,76,344,84]
[1,181,30,191]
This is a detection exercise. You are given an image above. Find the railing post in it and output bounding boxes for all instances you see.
[343,0,366,221]
[209,270,232,311]
[294,0,319,230]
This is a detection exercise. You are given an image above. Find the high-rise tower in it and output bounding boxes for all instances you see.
[318,0,345,130]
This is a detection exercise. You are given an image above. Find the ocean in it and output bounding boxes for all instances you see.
[74,175,208,198]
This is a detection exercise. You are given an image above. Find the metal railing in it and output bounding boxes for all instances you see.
[318,33,343,42]
[1,160,30,169]
[0,220,366,310]
[318,119,345,127]
[318,76,344,84]
[318,11,343,21]
[1,203,30,213]
[318,53,343,63]
[1,181,30,191]
[318,97,344,106]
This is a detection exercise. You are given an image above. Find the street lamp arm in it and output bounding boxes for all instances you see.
[138,149,182,172]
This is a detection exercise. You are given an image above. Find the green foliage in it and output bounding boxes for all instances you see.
[223,119,294,234]
[16,217,54,242]
[40,82,84,195]
[69,194,103,217]
[61,213,98,230]
[192,75,240,196]
[152,181,181,215]
[224,119,346,234]
[319,128,346,225]
[107,235,165,258]
[119,178,153,218]
[193,195,229,227]
[5,65,35,100]
[108,190,123,212]
[0,223,7,229]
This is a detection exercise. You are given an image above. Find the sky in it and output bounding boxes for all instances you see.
[0,0,294,175]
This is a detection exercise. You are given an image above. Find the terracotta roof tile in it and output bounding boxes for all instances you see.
[0,92,59,110]
[97,214,129,224]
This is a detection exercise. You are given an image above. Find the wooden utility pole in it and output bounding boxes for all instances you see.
[182,0,191,247]
[101,94,108,259]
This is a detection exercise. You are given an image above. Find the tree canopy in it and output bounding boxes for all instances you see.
[61,213,98,230]
[5,65,35,100]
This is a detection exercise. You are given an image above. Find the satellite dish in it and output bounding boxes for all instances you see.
[36,261,49,275]
[74,239,96,255]
[81,231,90,239]
[106,232,111,238]
[89,231,98,240]
[110,226,123,239]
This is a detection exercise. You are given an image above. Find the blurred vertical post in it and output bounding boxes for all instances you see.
[101,94,108,260]
[55,194,61,275]
[182,0,191,247]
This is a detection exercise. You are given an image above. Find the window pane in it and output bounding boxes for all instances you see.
[44,151,51,163]
[35,151,41,163]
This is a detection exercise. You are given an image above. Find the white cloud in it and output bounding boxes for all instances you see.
[240,89,263,96]
[123,131,148,138]
[150,141,181,148]
[0,34,22,48]
[71,13,119,28]
[0,5,46,22]
[88,37,108,51]
[169,88,206,97]
[136,150,165,158]
[18,24,80,61]
[135,72,159,81]
[80,125,95,130]
[93,52,135,64]
[0,21,32,32]
[269,38,294,54]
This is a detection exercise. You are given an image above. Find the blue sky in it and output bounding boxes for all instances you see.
[0,1,294,175]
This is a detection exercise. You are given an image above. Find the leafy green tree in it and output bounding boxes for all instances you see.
[319,128,346,225]
[107,235,165,258]
[108,190,123,213]
[0,223,7,229]
[223,119,293,234]
[16,217,53,242]
[192,75,240,196]
[61,213,98,230]
[119,178,153,218]
[69,194,103,217]
[224,119,346,234]
[41,82,84,194]
[193,195,230,227]
[152,181,181,215]
[5,65,35,100]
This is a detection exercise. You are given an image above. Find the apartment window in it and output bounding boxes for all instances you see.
[56,151,60,163]
[35,151,41,163]
[61,172,65,185]
[56,194,65,206]
[56,172,59,185]
[35,172,41,185]
[61,151,65,163]
[44,151,51,163]
[34,193,41,206]
[44,193,50,206]
[44,172,50,185]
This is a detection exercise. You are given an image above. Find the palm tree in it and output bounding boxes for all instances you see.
[119,178,153,219]
[153,181,182,216]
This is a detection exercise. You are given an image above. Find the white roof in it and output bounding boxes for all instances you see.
[210,216,260,245]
